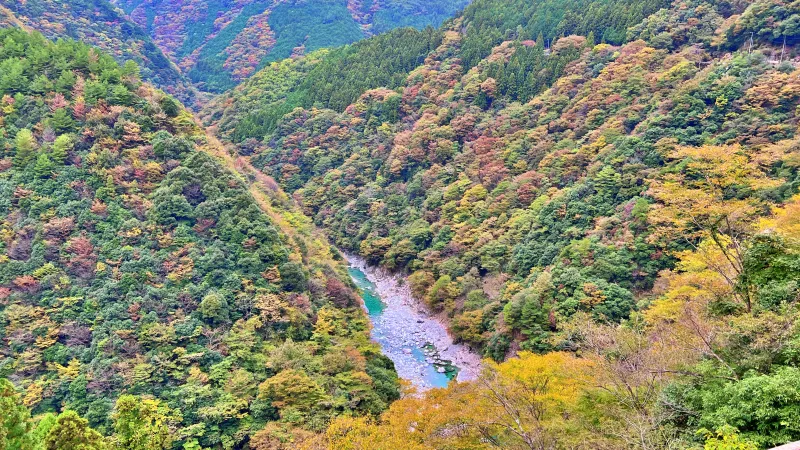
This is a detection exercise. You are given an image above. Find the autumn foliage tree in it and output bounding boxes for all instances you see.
[112,395,176,450]
[648,143,782,312]
[326,352,599,449]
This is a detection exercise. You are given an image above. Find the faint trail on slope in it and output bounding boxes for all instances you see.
[0,5,33,31]
[198,120,336,266]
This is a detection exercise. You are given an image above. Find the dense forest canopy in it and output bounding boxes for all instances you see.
[0,0,470,97]
[0,0,197,104]
[3,0,800,448]
[201,26,446,142]
[0,28,399,449]
[199,0,680,139]
[198,0,800,447]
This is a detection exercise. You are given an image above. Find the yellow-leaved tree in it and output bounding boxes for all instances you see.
[648,143,782,312]
[325,352,596,450]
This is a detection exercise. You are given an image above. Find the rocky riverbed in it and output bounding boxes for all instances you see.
[347,255,482,390]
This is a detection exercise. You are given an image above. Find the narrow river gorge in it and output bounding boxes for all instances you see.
[346,255,482,390]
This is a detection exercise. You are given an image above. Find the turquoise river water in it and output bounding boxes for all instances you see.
[348,266,458,389]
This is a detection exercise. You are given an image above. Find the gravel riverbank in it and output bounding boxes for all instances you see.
[346,254,482,389]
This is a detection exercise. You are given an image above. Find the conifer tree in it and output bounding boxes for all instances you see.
[49,108,75,133]
[13,129,36,167]
[34,153,54,178]
[51,134,72,165]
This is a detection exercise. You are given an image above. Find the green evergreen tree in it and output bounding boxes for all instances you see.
[0,379,33,450]
[121,60,140,80]
[0,59,27,93]
[158,96,180,118]
[49,108,76,133]
[33,153,54,178]
[84,80,108,104]
[110,84,132,106]
[13,129,36,167]
[594,165,621,202]
[54,70,76,93]
[51,134,72,165]
[475,89,491,110]
[96,174,117,200]
[30,74,54,94]
[586,30,596,47]
[505,72,518,100]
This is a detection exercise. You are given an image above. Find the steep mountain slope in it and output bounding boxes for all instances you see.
[200,25,445,142]
[207,0,787,358]
[200,0,670,141]
[0,0,196,104]
[1,0,799,447]
[0,28,399,449]
[110,0,470,93]
[200,0,800,445]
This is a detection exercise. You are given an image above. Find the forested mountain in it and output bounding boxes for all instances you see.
[0,0,197,105]
[3,0,800,447]
[0,28,399,449]
[199,0,800,446]
[0,0,469,98]
[108,0,470,93]
[201,25,445,142]
[207,0,799,360]
[200,0,670,141]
